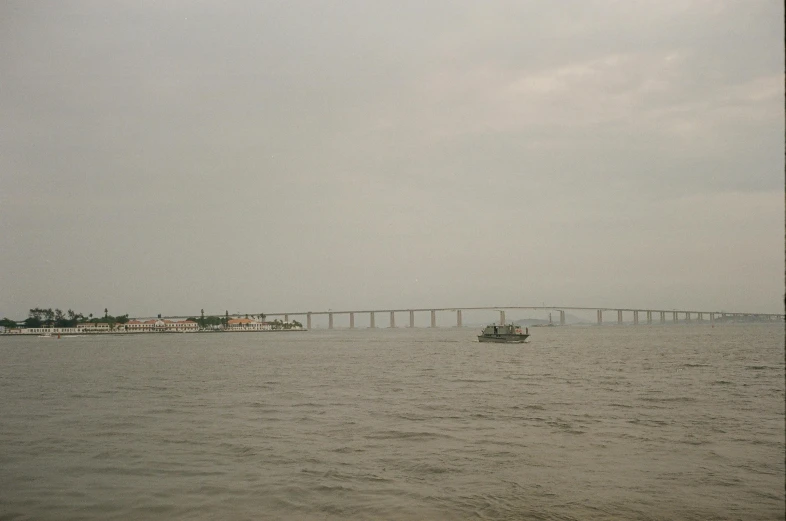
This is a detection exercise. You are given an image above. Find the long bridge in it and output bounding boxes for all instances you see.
[254,306,784,329]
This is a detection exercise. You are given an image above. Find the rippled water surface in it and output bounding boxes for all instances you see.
[1,324,784,520]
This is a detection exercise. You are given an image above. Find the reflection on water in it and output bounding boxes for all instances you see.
[0,324,783,520]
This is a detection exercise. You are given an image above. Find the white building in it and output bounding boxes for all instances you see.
[20,327,81,335]
[125,319,198,332]
[76,323,111,332]
[226,318,272,331]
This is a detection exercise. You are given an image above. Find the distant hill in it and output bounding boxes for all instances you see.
[511,313,588,326]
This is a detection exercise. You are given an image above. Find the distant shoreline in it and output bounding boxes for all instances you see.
[0,329,309,337]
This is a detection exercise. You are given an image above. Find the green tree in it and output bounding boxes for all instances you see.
[53,309,66,327]
[24,317,42,328]
[0,317,18,328]
[26,308,49,327]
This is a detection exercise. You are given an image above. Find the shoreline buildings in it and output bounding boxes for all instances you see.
[1,317,303,335]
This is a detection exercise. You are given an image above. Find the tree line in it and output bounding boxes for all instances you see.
[0,308,129,329]
[184,312,302,329]
[187,310,269,328]
[1,309,303,330]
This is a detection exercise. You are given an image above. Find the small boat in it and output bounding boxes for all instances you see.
[477,324,530,343]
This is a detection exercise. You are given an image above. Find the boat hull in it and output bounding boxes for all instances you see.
[477,334,529,343]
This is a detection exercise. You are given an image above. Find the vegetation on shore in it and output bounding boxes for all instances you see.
[1,308,304,330]
[0,308,129,329]
[185,311,303,329]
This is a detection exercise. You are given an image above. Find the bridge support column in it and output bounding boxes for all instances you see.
[409,310,414,328]
[617,310,623,325]
[430,310,436,328]
[390,311,395,328]
[329,313,334,329]
[499,310,506,325]
[673,311,678,322]
[559,310,565,326]
[646,311,652,324]
[597,309,602,325]
[307,313,312,330]
[284,314,289,323]
[349,312,354,329]
[660,311,665,324]
[456,310,462,327]
[633,311,639,325]
[710,313,714,325]
[370,312,375,328]
[698,312,703,321]
[685,312,691,322]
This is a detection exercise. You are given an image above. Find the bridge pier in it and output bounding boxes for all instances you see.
[265,306,779,331]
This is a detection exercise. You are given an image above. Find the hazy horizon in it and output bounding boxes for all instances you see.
[1,1,784,319]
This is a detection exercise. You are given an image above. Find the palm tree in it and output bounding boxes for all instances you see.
[104,308,108,318]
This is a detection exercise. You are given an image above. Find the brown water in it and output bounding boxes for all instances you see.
[1,324,783,520]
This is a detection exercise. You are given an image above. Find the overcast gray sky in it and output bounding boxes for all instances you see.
[1,1,783,319]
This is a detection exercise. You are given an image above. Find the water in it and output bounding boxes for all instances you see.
[1,324,783,520]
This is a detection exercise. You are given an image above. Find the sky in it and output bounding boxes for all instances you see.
[1,0,783,319]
